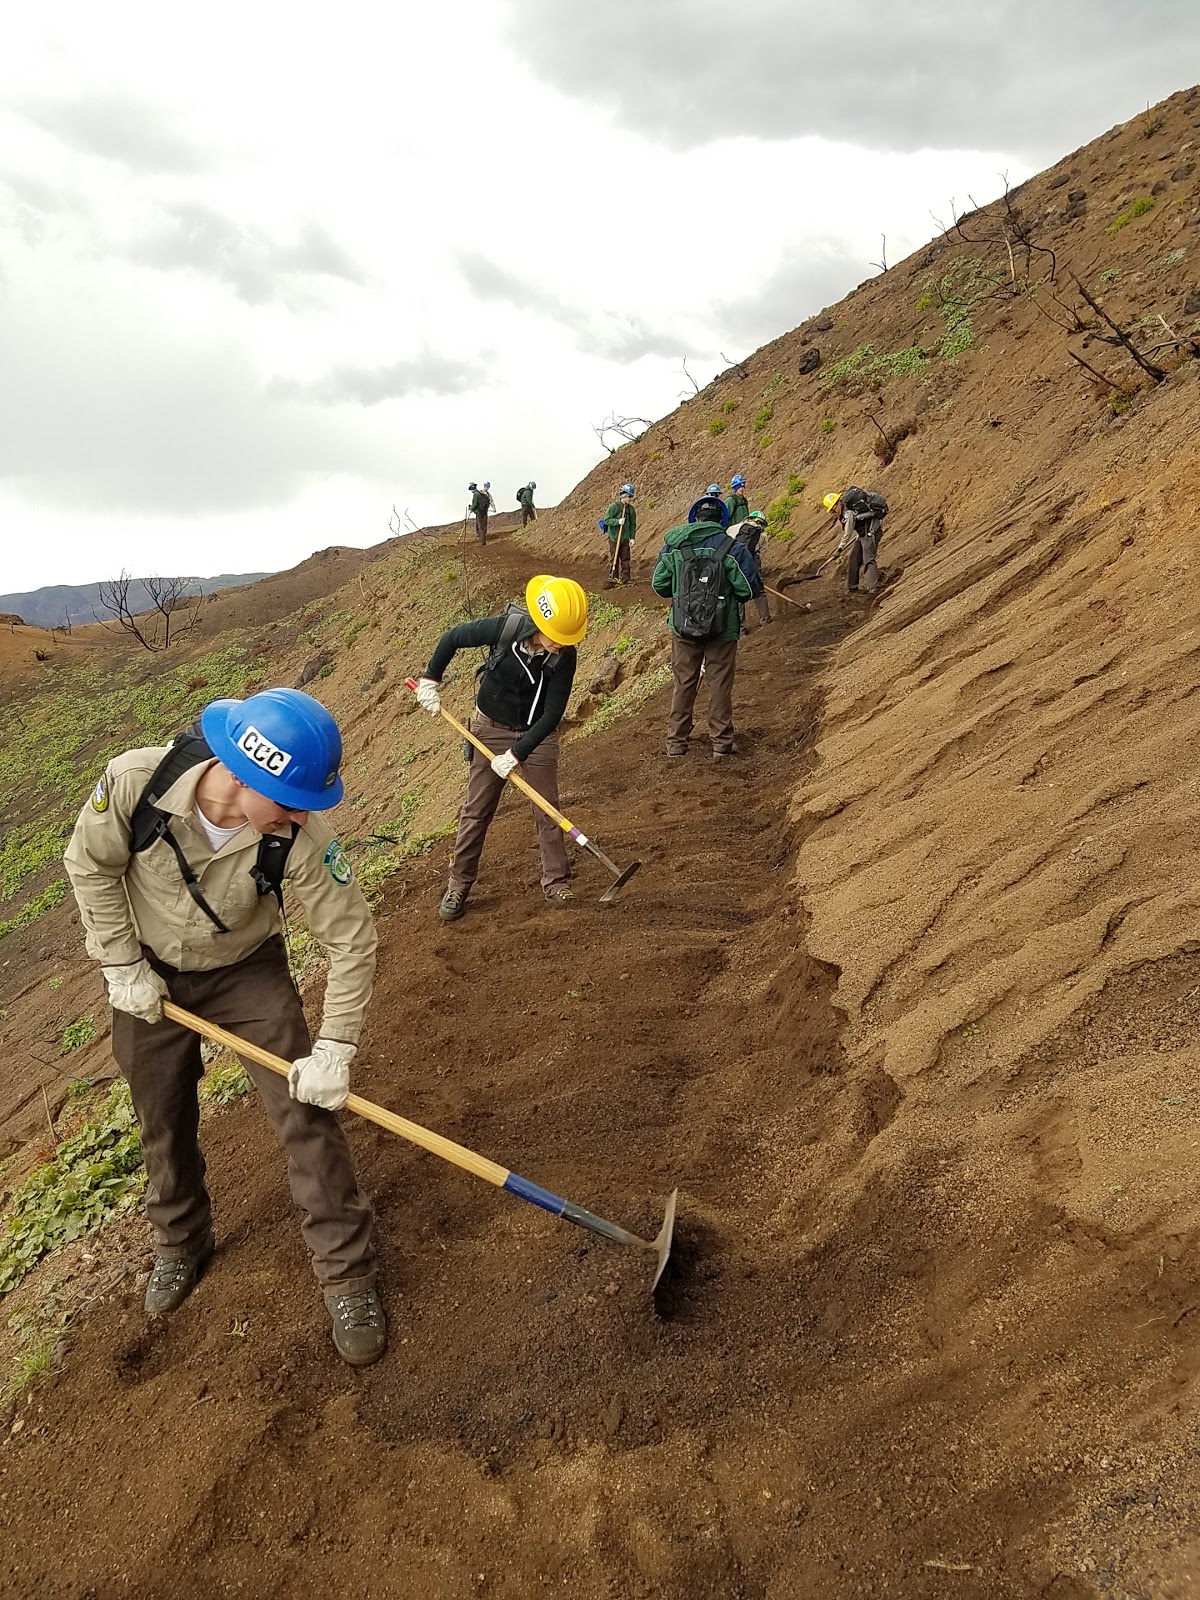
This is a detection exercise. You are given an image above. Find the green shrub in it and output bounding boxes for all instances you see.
[915,291,933,313]
[722,399,739,415]
[61,1015,97,1054]
[757,434,774,450]
[751,402,774,434]
[708,417,727,436]
[786,473,806,496]
[819,418,836,434]
[1108,196,1155,233]
[0,1083,144,1293]
[587,595,625,629]
[200,1055,254,1105]
[1097,267,1121,284]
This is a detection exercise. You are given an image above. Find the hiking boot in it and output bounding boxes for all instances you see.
[544,886,574,907]
[325,1285,387,1367]
[439,885,469,921]
[665,744,688,759]
[713,745,739,760]
[144,1236,214,1316]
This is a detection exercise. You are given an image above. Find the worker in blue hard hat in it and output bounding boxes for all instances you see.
[600,483,637,586]
[64,688,386,1369]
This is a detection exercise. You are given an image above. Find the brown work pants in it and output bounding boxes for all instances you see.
[665,635,739,755]
[110,936,375,1291]
[606,537,631,583]
[475,508,489,546]
[521,505,537,526]
[449,714,570,894]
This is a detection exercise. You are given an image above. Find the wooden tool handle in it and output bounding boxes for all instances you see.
[404,678,572,834]
[163,1000,508,1187]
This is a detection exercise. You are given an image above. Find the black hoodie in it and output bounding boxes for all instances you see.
[422,613,577,760]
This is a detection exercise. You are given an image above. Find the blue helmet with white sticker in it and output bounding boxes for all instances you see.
[706,483,722,496]
[731,473,746,490]
[200,688,344,811]
[688,495,730,528]
[620,483,634,496]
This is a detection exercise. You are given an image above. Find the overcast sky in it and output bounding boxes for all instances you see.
[1,2,1197,592]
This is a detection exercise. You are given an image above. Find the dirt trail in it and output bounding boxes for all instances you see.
[0,544,874,1599]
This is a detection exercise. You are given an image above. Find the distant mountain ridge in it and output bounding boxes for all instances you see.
[0,572,273,629]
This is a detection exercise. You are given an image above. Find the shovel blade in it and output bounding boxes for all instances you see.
[650,1188,679,1292]
[599,859,641,905]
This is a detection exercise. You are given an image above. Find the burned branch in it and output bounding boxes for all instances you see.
[591,413,651,455]
[1069,274,1166,382]
[869,234,889,274]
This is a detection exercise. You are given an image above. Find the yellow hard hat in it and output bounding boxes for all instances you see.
[526,574,588,646]
[822,491,842,511]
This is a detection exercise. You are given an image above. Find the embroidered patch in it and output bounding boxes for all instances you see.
[323,841,353,886]
[91,774,109,813]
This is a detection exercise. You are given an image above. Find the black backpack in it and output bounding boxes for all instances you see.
[671,535,735,642]
[129,726,297,933]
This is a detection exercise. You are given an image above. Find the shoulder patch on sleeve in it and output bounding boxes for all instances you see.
[91,774,109,813]
[322,841,353,886]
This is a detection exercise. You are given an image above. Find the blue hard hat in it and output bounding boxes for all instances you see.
[707,483,722,496]
[200,689,345,811]
[688,496,730,528]
[483,481,491,488]
[620,483,634,496]
[731,473,746,489]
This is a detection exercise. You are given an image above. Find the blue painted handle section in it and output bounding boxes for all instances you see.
[503,1171,567,1217]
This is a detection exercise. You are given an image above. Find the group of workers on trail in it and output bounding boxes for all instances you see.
[467,481,539,545]
[62,474,886,1373]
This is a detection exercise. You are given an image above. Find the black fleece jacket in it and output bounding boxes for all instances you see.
[423,613,577,761]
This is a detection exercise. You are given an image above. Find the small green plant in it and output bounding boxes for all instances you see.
[0,881,69,942]
[708,417,727,436]
[47,976,63,990]
[1097,267,1121,285]
[1161,248,1186,267]
[0,1083,144,1293]
[576,664,673,739]
[649,449,662,462]
[66,1078,95,1101]
[751,402,775,435]
[722,399,739,415]
[1108,196,1155,234]
[1108,391,1135,415]
[345,621,366,648]
[819,418,836,434]
[757,434,774,450]
[317,662,334,679]
[613,633,640,658]
[872,345,930,378]
[786,473,806,496]
[587,595,625,629]
[762,374,784,395]
[961,1024,980,1041]
[443,567,458,583]
[764,487,804,542]
[0,1320,65,1407]
[60,1015,97,1054]
[915,291,933,313]
[200,1056,254,1106]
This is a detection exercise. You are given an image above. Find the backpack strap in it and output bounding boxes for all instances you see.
[477,604,528,679]
[248,823,299,911]
[130,732,298,929]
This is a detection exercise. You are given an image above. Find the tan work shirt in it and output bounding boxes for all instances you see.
[64,748,376,1044]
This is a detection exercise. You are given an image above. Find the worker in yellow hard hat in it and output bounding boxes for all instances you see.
[823,486,890,594]
[414,576,588,919]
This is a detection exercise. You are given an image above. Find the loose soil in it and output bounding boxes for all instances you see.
[6,86,1200,1598]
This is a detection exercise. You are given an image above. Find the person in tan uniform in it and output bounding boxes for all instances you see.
[64,688,386,1367]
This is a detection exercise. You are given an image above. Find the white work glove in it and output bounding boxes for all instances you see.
[102,960,168,1024]
[415,677,442,716]
[490,749,520,780]
[288,1039,356,1111]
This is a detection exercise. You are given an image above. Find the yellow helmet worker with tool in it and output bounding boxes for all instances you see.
[415,576,588,920]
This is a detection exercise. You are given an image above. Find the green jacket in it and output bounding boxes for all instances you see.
[603,499,636,543]
[651,521,754,642]
[725,492,749,526]
[470,489,489,515]
[517,486,534,508]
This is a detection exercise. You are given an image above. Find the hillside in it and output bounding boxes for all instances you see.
[0,571,273,630]
[2,87,1200,1599]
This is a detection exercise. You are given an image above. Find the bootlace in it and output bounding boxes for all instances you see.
[151,1257,192,1290]
[334,1290,382,1329]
